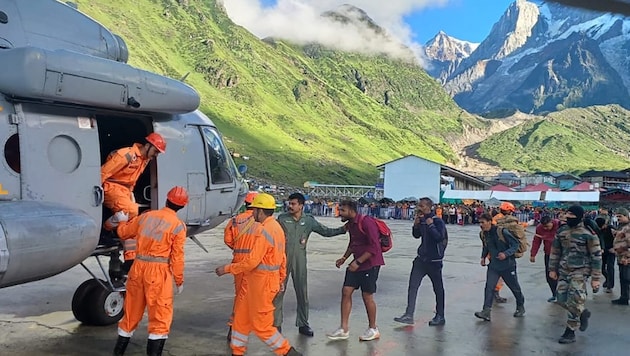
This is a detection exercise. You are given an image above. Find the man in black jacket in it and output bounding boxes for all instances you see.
[394,197,447,326]
[475,213,526,321]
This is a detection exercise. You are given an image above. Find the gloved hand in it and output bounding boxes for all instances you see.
[176,284,184,295]
[113,211,129,223]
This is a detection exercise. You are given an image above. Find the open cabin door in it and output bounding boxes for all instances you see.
[16,103,102,225]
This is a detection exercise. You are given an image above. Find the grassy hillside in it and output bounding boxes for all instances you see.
[75,0,485,185]
[477,105,630,172]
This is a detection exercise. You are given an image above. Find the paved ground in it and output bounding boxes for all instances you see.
[1,217,629,356]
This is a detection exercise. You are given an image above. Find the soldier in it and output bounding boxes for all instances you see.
[549,205,602,344]
[612,208,630,305]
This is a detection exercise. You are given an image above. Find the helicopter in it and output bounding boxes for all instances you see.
[0,0,248,325]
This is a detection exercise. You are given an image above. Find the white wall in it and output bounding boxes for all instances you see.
[383,156,440,202]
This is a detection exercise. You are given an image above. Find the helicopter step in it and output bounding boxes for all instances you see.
[72,244,126,326]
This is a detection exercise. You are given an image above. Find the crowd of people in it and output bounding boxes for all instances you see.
[103,154,629,354]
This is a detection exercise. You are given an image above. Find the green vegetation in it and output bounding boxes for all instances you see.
[477,105,630,172]
[76,0,483,185]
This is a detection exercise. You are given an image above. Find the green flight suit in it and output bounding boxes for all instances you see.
[273,212,346,327]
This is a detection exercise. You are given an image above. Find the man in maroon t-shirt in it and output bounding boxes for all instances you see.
[327,200,385,342]
[530,215,560,302]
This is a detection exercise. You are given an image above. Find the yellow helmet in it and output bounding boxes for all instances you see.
[249,193,276,209]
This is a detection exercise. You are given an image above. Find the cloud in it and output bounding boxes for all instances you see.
[221,0,450,66]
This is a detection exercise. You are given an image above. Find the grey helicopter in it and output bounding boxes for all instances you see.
[0,0,248,325]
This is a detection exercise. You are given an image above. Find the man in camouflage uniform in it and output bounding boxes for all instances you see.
[612,208,630,305]
[549,205,601,344]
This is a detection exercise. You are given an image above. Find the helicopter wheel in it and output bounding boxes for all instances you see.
[72,279,125,325]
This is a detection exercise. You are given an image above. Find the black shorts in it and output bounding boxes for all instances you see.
[343,266,380,294]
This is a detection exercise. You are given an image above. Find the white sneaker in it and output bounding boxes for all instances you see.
[326,327,349,340]
[359,327,380,341]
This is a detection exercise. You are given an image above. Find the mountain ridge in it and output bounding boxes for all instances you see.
[74,0,500,186]
[425,0,630,116]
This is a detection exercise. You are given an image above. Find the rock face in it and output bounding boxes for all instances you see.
[424,31,479,83]
[424,0,630,115]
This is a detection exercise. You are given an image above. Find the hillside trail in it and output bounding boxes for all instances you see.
[450,111,537,176]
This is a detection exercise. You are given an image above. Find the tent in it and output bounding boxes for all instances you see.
[544,191,600,202]
[485,197,502,207]
[490,191,542,201]
[442,190,492,200]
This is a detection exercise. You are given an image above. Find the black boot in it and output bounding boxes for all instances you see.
[558,327,575,344]
[493,290,507,303]
[146,339,165,356]
[579,309,591,331]
[284,346,302,356]
[113,336,130,356]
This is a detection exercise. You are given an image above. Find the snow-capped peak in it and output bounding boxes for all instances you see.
[425,31,479,62]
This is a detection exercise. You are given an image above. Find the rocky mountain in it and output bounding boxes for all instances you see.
[425,0,630,115]
[74,0,491,186]
[74,0,630,183]
[424,31,478,83]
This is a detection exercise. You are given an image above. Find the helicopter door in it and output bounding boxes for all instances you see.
[16,103,102,225]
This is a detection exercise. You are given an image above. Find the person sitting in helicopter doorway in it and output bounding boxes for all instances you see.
[100,133,166,273]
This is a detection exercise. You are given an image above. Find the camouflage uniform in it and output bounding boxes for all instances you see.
[549,223,602,331]
[613,223,630,266]
[613,223,630,302]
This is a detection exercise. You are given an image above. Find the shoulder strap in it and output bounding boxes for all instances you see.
[233,218,256,244]
[497,227,506,243]
[359,216,367,235]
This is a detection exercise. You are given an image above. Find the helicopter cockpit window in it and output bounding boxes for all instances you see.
[201,127,234,185]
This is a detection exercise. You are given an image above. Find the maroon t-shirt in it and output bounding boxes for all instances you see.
[532,219,559,256]
[347,214,385,271]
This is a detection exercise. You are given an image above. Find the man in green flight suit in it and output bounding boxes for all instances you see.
[549,205,602,344]
[273,193,347,336]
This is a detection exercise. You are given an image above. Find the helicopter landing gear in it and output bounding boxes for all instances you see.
[72,245,126,326]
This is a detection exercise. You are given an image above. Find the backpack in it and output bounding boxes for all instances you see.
[496,215,528,258]
[441,225,449,253]
[480,215,528,258]
[356,215,393,253]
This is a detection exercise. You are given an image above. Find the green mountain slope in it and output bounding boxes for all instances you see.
[476,105,630,172]
[75,0,484,185]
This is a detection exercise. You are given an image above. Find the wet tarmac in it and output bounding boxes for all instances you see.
[1,217,629,356]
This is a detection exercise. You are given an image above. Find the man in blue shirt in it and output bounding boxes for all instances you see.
[394,197,447,326]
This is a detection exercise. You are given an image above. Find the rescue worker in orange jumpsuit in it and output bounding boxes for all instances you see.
[490,201,518,303]
[224,191,259,341]
[112,186,188,356]
[101,133,166,270]
[216,193,301,356]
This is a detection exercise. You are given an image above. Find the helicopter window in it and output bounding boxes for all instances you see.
[4,133,20,173]
[201,127,233,185]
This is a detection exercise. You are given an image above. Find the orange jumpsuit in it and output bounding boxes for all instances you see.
[116,207,186,339]
[224,209,256,327]
[101,143,150,260]
[228,216,289,356]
